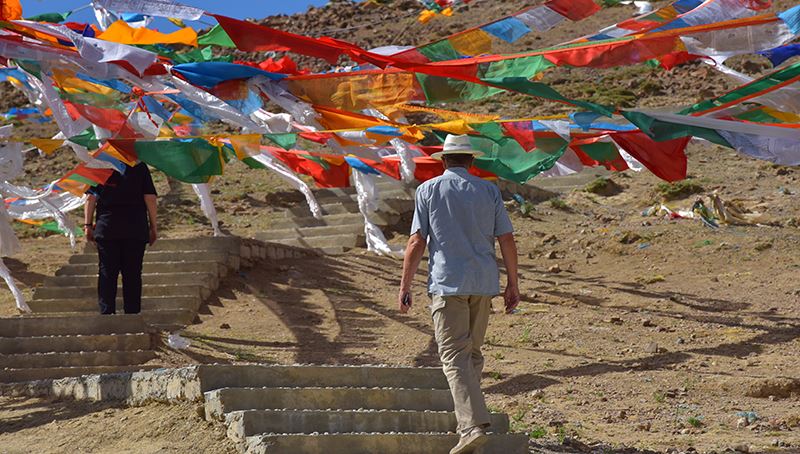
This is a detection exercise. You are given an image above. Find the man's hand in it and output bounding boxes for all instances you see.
[398,290,412,314]
[149,226,158,246]
[504,284,520,314]
[84,225,94,243]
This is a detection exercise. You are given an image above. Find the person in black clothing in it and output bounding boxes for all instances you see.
[83,162,158,314]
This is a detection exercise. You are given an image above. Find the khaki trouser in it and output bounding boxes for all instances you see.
[431,294,492,433]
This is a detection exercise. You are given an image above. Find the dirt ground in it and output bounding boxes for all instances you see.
[0,396,236,454]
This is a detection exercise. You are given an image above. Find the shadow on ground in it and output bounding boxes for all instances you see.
[0,397,122,435]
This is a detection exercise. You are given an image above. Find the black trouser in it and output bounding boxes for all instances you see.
[96,239,147,314]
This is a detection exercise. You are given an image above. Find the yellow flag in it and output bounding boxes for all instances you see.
[167,17,186,28]
[28,139,64,155]
[429,119,474,135]
[228,134,262,160]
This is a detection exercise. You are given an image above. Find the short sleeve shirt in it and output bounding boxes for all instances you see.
[91,163,157,241]
[410,167,514,296]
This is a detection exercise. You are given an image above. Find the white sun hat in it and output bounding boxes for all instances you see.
[431,134,485,160]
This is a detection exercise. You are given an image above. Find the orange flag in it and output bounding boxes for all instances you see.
[0,0,22,21]
[98,20,198,47]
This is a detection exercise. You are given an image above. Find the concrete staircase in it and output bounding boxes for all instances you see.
[0,238,317,385]
[0,237,245,384]
[0,314,157,383]
[199,365,529,454]
[0,364,529,453]
[27,236,242,330]
[255,179,415,255]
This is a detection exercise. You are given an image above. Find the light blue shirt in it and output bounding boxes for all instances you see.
[411,167,514,296]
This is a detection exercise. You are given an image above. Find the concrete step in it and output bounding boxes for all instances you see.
[287,199,413,218]
[205,387,454,419]
[0,333,151,354]
[255,223,364,242]
[0,350,156,369]
[69,250,229,265]
[34,283,206,300]
[0,314,148,337]
[83,237,241,254]
[312,181,412,199]
[314,189,413,204]
[288,201,360,217]
[227,409,509,440]
[244,433,529,454]
[43,272,219,290]
[271,211,398,229]
[195,365,448,392]
[26,309,196,329]
[258,234,365,251]
[0,364,160,383]
[56,261,226,277]
[269,213,362,230]
[27,296,202,314]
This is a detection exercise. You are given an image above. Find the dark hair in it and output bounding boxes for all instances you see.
[443,153,475,168]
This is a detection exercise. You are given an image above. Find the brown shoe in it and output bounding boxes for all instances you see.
[449,426,488,454]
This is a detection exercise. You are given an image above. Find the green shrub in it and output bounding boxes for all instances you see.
[655,179,704,201]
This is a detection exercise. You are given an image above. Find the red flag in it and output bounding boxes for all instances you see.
[270,149,351,188]
[64,102,140,139]
[611,132,689,182]
[545,0,601,21]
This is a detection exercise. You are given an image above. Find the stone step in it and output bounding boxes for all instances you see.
[227,410,509,440]
[56,261,226,277]
[27,296,202,313]
[287,199,413,218]
[83,236,240,254]
[26,309,196,329]
[287,201,360,217]
[255,223,364,242]
[0,350,156,369]
[271,211,398,229]
[314,189,413,204]
[195,365,448,393]
[0,364,159,383]
[244,433,529,454]
[205,387,454,419]
[260,234,365,251]
[311,181,412,199]
[0,333,151,354]
[43,272,219,290]
[270,213,362,230]
[0,314,148,337]
[69,250,229,265]
[34,283,207,300]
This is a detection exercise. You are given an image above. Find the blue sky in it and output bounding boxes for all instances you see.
[23,0,331,23]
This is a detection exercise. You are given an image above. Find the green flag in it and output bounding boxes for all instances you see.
[136,139,225,184]
[197,24,236,48]
[68,129,100,150]
[264,133,298,150]
[26,11,71,23]
[622,111,732,147]
[469,132,567,184]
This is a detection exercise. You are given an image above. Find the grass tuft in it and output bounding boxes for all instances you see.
[655,179,704,201]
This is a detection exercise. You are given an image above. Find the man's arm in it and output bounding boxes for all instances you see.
[83,194,96,242]
[398,232,426,313]
[498,232,520,313]
[144,194,158,245]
